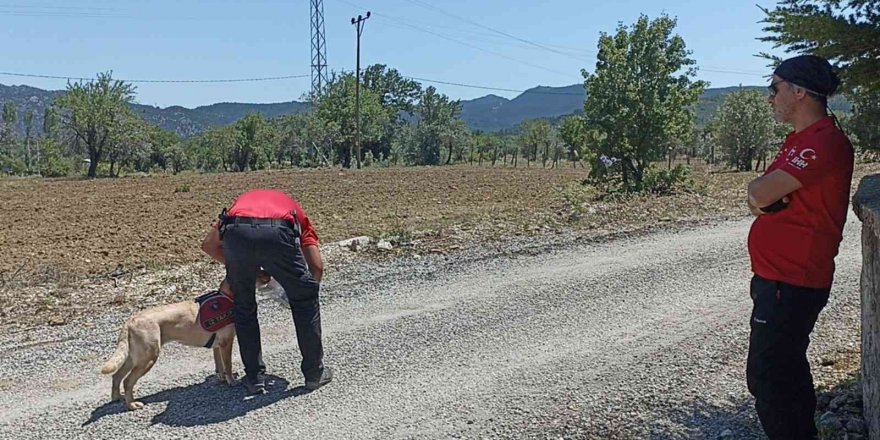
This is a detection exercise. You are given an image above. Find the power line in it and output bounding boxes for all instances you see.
[404,0,590,61]
[334,0,577,79]
[0,71,310,83]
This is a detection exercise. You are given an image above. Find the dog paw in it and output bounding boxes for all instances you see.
[127,401,144,411]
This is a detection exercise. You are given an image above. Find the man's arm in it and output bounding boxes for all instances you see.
[201,221,225,264]
[302,245,324,282]
[748,169,802,208]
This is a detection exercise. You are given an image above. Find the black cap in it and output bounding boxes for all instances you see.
[773,55,840,97]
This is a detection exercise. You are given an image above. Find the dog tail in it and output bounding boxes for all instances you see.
[100,324,130,374]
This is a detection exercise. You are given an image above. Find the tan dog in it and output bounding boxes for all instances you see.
[100,272,271,410]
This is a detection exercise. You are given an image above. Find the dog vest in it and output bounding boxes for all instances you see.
[195,290,235,339]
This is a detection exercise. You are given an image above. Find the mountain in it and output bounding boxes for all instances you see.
[0,82,853,138]
[0,83,310,139]
[461,84,586,132]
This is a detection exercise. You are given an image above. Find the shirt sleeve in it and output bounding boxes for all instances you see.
[298,212,320,247]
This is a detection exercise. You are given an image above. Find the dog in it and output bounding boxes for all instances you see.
[100,271,272,410]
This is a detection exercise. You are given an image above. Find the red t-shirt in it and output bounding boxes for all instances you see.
[223,189,320,247]
[748,117,854,288]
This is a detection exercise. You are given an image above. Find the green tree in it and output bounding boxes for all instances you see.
[851,92,880,150]
[316,72,388,168]
[711,90,784,171]
[413,86,463,166]
[760,1,880,153]
[518,119,552,168]
[106,116,150,177]
[43,107,58,139]
[2,102,16,127]
[231,113,274,172]
[54,72,137,178]
[582,14,706,190]
[759,0,880,93]
[362,64,422,114]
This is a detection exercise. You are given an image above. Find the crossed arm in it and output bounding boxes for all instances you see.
[746,169,802,216]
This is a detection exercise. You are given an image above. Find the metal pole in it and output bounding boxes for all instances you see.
[351,11,370,169]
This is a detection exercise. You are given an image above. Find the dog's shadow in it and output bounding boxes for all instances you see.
[84,374,312,427]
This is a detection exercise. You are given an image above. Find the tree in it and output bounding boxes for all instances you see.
[316,72,388,168]
[760,0,880,94]
[54,72,137,178]
[582,14,706,190]
[141,125,181,172]
[518,119,552,167]
[851,92,880,150]
[231,113,274,172]
[760,1,880,152]
[43,107,58,139]
[362,64,422,114]
[413,86,463,166]
[2,102,15,127]
[106,116,150,177]
[712,90,784,171]
[559,115,599,168]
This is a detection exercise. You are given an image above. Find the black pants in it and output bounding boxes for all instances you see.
[746,275,830,440]
[221,222,325,382]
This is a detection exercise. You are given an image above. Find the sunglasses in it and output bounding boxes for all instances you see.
[768,79,787,97]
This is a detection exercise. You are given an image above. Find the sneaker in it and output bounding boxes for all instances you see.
[305,367,334,390]
[243,374,266,395]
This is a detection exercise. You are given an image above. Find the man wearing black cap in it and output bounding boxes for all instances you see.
[745,55,854,438]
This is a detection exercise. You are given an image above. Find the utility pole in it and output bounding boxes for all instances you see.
[351,11,370,169]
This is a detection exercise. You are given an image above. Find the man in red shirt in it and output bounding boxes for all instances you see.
[745,55,853,439]
[201,189,332,394]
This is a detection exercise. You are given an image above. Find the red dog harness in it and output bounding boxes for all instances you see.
[195,290,235,347]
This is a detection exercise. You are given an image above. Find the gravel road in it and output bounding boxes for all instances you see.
[0,213,863,439]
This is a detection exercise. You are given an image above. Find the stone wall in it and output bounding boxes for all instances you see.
[852,174,880,440]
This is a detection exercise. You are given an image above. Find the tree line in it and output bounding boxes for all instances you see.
[0,1,876,191]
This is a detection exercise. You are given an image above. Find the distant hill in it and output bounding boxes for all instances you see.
[0,82,852,138]
[461,84,586,132]
[0,84,310,139]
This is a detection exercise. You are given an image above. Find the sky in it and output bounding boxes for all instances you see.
[0,0,791,108]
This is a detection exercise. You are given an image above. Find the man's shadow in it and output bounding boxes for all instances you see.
[84,374,312,427]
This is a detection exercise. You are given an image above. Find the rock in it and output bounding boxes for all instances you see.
[843,404,862,414]
[376,240,393,251]
[818,411,844,432]
[846,418,867,434]
[717,428,734,439]
[817,393,832,411]
[829,393,848,410]
[337,236,370,252]
[48,316,65,326]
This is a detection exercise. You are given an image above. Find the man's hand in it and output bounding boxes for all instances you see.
[748,197,765,216]
[302,245,324,282]
[748,196,790,216]
[201,221,225,264]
